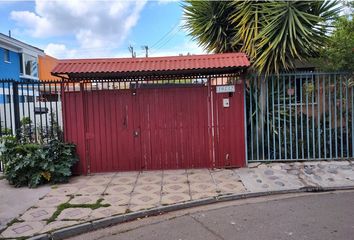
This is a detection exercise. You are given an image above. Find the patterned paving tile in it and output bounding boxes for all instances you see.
[163,174,188,184]
[237,168,304,192]
[186,169,209,174]
[102,194,130,206]
[35,196,70,208]
[111,176,137,185]
[162,183,189,193]
[130,193,160,206]
[76,185,106,195]
[216,181,246,194]
[57,208,92,220]
[191,192,218,200]
[105,184,134,195]
[139,170,163,176]
[117,171,140,177]
[69,176,90,186]
[91,173,117,178]
[210,169,241,183]
[190,182,217,193]
[69,196,101,205]
[137,175,162,184]
[1,221,44,238]
[48,186,79,196]
[86,177,112,186]
[133,184,161,194]
[129,204,156,212]
[89,206,126,220]
[188,173,213,183]
[163,169,187,175]
[161,193,191,205]
[20,208,56,222]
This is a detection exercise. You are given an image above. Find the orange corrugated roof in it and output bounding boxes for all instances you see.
[52,52,249,79]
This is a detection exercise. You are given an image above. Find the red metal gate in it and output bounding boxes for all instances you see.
[63,83,245,174]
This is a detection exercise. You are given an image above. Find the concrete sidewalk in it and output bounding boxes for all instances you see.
[1,161,354,239]
[0,177,50,231]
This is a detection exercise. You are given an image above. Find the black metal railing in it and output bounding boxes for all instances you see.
[0,79,64,142]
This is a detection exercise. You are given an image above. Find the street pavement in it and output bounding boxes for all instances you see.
[69,191,354,240]
[1,161,354,238]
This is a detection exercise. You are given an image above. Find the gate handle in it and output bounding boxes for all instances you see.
[133,130,139,137]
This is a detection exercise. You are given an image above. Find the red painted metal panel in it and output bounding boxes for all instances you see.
[137,86,210,170]
[63,83,246,174]
[84,90,138,172]
[63,91,87,174]
[212,83,246,168]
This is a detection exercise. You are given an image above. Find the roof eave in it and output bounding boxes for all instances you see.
[56,66,248,80]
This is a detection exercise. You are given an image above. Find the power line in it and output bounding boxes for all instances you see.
[150,21,180,48]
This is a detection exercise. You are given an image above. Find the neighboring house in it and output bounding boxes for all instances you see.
[0,33,45,104]
[0,32,44,81]
[0,33,46,133]
[38,54,60,81]
[38,55,62,104]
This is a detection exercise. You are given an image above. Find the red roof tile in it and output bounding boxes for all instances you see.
[52,52,249,79]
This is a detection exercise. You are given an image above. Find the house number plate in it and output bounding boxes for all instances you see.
[216,85,235,93]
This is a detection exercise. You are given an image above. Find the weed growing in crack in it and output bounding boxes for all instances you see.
[46,198,110,223]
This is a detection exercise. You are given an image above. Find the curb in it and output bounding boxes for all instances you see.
[28,185,354,240]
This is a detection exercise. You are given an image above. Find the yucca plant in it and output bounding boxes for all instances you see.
[183,0,340,75]
[183,1,341,161]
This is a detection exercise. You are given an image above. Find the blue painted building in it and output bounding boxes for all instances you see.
[0,33,44,104]
[0,32,44,81]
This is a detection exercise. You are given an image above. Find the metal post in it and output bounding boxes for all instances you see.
[243,77,248,165]
[12,81,20,137]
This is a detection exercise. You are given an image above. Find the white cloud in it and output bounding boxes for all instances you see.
[44,43,77,59]
[157,0,178,5]
[10,0,147,58]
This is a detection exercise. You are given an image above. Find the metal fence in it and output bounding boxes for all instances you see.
[0,79,64,171]
[0,79,64,140]
[1,72,353,172]
[244,72,354,163]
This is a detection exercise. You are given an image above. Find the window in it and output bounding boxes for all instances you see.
[4,49,10,62]
[19,95,25,103]
[2,94,11,103]
[26,96,34,102]
[20,54,23,74]
[21,54,38,78]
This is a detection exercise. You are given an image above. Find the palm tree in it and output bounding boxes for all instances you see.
[182,1,239,53]
[182,0,340,75]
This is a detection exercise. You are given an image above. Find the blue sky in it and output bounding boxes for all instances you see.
[0,0,204,59]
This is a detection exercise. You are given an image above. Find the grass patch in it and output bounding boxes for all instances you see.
[47,198,110,223]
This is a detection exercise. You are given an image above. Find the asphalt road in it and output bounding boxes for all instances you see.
[69,191,354,240]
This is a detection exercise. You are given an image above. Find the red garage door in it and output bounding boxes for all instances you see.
[63,83,245,174]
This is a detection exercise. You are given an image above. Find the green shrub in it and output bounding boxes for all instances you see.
[0,137,78,188]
